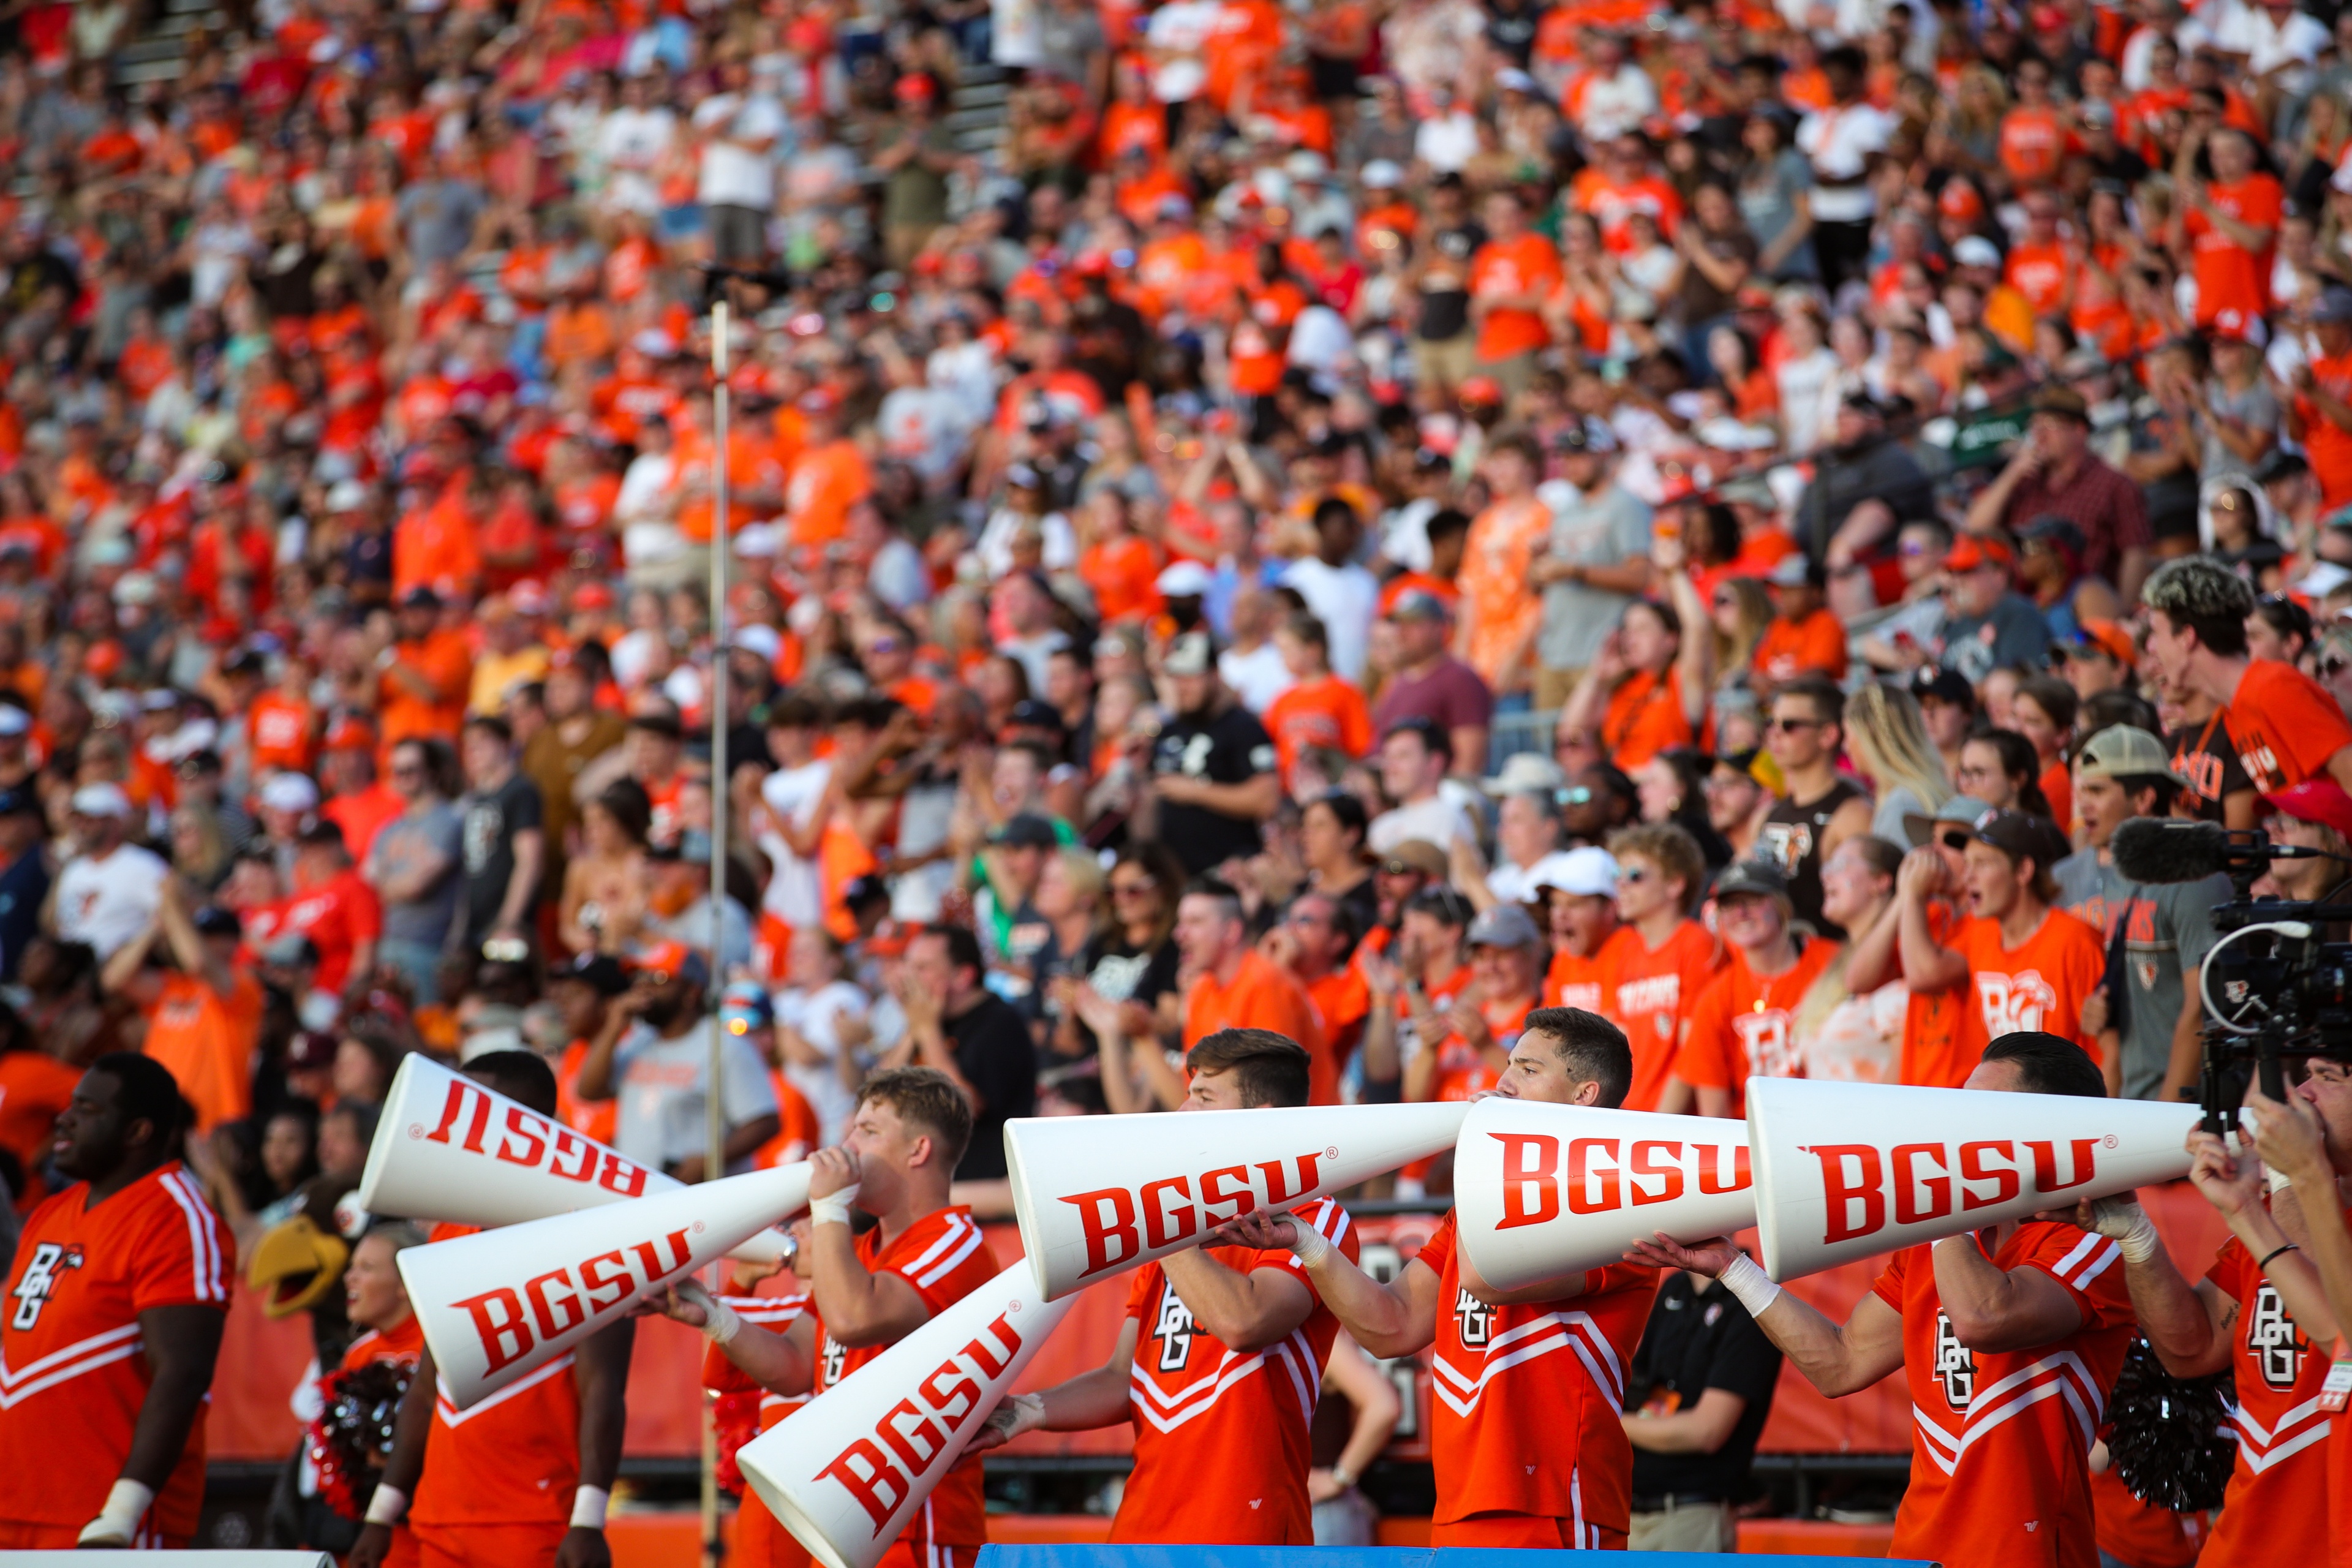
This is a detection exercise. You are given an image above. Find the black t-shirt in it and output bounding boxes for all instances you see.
[1758,777,1864,938]
[2169,712,2254,824]
[1151,703,1279,874]
[1415,221,1488,342]
[1624,1272,1784,1502]
[945,992,1036,1182]
[460,772,544,938]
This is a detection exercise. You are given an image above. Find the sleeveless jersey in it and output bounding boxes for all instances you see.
[1414,1213,1657,1541]
[810,1208,995,1553]
[0,1165,230,1537]
[1114,1199,1359,1544]
[2201,1234,2335,1566]
[1871,1223,2134,1568]
[1758,777,1864,936]
[409,1222,584,1528]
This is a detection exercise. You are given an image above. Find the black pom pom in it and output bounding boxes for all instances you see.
[2107,1336,2236,1514]
[309,1359,415,1521]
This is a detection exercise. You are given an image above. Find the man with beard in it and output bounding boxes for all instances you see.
[574,940,780,1183]
[1132,631,1280,876]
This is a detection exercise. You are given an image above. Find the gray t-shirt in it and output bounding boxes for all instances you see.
[2052,852,2228,1101]
[1938,593,2051,685]
[612,1017,781,1174]
[369,802,464,947]
[2199,377,2277,486]
[1536,479,1653,673]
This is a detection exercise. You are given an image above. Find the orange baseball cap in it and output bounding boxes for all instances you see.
[2266,778,2352,841]
[2065,619,2136,666]
[323,715,376,753]
[1943,535,2015,573]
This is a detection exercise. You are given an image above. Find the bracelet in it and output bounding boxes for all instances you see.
[1719,1252,1783,1319]
[364,1485,409,1527]
[1329,1465,1358,1491]
[570,1483,610,1531]
[809,1183,862,1227]
[2260,1243,2302,1272]
[1289,1221,1333,1268]
[78,1479,156,1545]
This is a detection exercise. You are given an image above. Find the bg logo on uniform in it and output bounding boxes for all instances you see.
[1152,1292,1195,1372]
[1934,1312,1975,1409]
[1455,1289,1493,1349]
[1975,971,2059,1035]
[2249,1284,2304,1388]
[8,1242,81,1330]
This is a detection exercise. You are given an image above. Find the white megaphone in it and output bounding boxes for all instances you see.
[1453,1097,1752,1294]
[360,1052,798,1266]
[399,1163,810,1408]
[739,1258,1074,1568]
[1748,1078,2201,1281]
[1006,1101,1471,1301]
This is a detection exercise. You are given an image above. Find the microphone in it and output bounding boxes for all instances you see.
[2111,818,2324,884]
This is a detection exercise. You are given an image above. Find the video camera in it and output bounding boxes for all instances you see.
[2111,819,2352,1132]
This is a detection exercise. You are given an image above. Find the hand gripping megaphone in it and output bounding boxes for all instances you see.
[738,1257,1074,1568]
[1747,1078,2200,1280]
[360,1052,798,1265]
[1453,1096,1752,1294]
[399,1162,812,1408]
[1006,1101,1472,1300]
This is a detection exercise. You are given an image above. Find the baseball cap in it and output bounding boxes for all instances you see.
[722,983,775,1036]
[1909,666,1975,709]
[732,623,783,663]
[2312,290,2352,326]
[1943,535,2015,573]
[0,706,29,737]
[2065,619,2137,666]
[1529,846,1618,899]
[1164,631,1216,677]
[399,586,441,611]
[2075,724,2184,783]
[1712,859,1791,903]
[1156,561,1213,598]
[990,813,1060,850]
[627,939,710,989]
[0,786,36,817]
[2266,778,2352,839]
[1951,235,2002,269]
[552,951,631,996]
[1713,475,1777,508]
[1767,553,1812,587]
[1005,699,1066,734]
[1378,840,1449,879]
[322,716,375,753]
[1551,419,1620,455]
[259,773,321,814]
[1482,753,1565,796]
[1902,794,1996,848]
[1389,589,1451,623]
[1360,159,1403,189]
[260,932,320,967]
[70,782,132,818]
[1467,902,1542,949]
[1458,375,1504,406]
[194,906,244,940]
[1972,809,2072,868]
[2028,385,2092,424]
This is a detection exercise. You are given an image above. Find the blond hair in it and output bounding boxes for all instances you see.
[1844,683,1950,818]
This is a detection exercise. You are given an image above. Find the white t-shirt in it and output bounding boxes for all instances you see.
[55,843,168,959]
[1368,794,1477,854]
[1574,64,1659,142]
[1144,0,1218,100]
[772,979,870,1144]
[1278,557,1381,684]
[976,507,1078,579]
[757,760,832,928]
[1795,104,1893,222]
[1219,641,1295,714]
[693,92,785,208]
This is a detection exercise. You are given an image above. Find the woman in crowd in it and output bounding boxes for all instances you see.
[559,780,654,956]
[1845,684,1951,846]
[1956,728,2055,820]
[773,927,872,1147]
[1795,836,1907,1083]
[2010,675,2080,831]
[1563,592,1711,774]
[1634,748,1733,869]
[1033,846,1114,1112]
[1300,789,1378,931]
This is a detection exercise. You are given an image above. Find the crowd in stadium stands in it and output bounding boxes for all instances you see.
[4,0,2352,1551]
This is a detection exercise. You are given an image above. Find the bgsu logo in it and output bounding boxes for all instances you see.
[424,1077,651,1197]
[1975,971,2059,1035]
[2248,1284,2305,1389]
[1151,1289,1196,1373]
[8,1242,83,1330]
[1934,1312,1975,1409]
[1802,1137,2101,1244]
[817,1311,1030,1532]
[453,1226,695,1374]
[1061,1152,1325,1276]
[1454,1288,1493,1349]
[1493,1133,1750,1229]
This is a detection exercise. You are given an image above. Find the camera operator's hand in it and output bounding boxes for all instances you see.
[2185,1126,2263,1219]
[2244,1082,2332,1189]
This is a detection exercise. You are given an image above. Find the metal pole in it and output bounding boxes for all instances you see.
[702,295,732,1568]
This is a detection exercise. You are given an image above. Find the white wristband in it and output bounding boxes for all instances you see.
[809,1183,861,1226]
[364,1483,409,1526]
[2116,1208,2164,1266]
[2269,1165,2294,1194]
[1288,1221,1333,1268]
[78,1478,155,1545]
[570,1483,610,1531]
[1719,1252,1782,1319]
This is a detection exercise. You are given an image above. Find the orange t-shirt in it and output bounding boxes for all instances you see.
[1997,105,2070,187]
[2225,658,2352,796]
[1949,909,2106,1060]
[1302,968,1370,1106]
[1458,496,1551,692]
[1751,609,1848,685]
[378,630,474,751]
[1600,666,1695,771]
[247,692,317,777]
[1264,674,1373,788]
[1079,535,1164,624]
[1601,921,1725,1111]
[1672,940,1841,1117]
[2040,757,2073,835]
[142,971,263,1133]
[2003,240,2071,317]
[1469,235,1561,361]
[2187,174,2282,328]
[0,1050,84,1210]
[1545,924,1633,1012]
[1898,900,1980,1088]
[1185,951,1327,1065]
[2297,350,2352,508]
[554,1039,619,1149]
[783,440,871,547]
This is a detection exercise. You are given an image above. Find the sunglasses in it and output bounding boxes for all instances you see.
[865,637,902,655]
[1621,865,1649,883]
[1556,785,1595,807]
[1940,830,1972,851]
[1765,717,1820,734]
[1110,880,1156,897]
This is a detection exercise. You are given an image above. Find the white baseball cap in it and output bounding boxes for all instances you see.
[1156,560,1213,597]
[1529,846,1619,899]
[70,782,133,819]
[260,772,321,814]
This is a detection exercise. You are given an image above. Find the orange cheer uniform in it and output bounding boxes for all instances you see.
[703,1288,812,1568]
[1872,1223,2133,1567]
[2197,1231,2337,1567]
[1416,1215,1657,1549]
[2226,657,2352,795]
[1672,939,1841,1117]
[0,1164,232,1548]
[1600,921,1725,1111]
[1114,1198,1360,1543]
[811,1207,996,1568]
[1949,911,2105,1061]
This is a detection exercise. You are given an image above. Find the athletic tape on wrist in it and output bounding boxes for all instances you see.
[1719,1252,1782,1319]
[1289,1221,1333,1268]
[2268,1165,2294,1194]
[809,1183,861,1226]
[78,1479,155,1545]
[570,1484,609,1530]
[364,1485,409,1526]
[2116,1208,2163,1266]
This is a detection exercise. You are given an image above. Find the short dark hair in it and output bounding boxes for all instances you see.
[1183,878,1246,925]
[465,1050,559,1117]
[1304,789,1368,850]
[1284,612,1329,652]
[463,714,513,746]
[1774,674,1845,731]
[2016,674,2079,736]
[1185,1028,1312,1107]
[1385,715,1452,763]
[89,1051,189,1149]
[921,924,987,985]
[1425,508,1471,544]
[1519,1008,1634,1107]
[859,1065,975,1166]
[2143,558,2254,657]
[1981,1032,2106,1098]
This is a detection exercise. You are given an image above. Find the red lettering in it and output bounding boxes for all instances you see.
[1494,1132,1561,1229]
[876,1397,948,1474]
[458,1286,534,1374]
[426,1079,492,1153]
[630,1240,667,1281]
[1697,1144,1752,1195]
[597,1152,649,1197]
[549,1128,596,1182]
[817,1438,911,1532]
[1567,1137,1622,1215]
[964,1314,1022,1378]
[1063,1188,1139,1276]
[919,1360,983,1428]
[2028,1138,2101,1196]
[497,1107,550,1168]
[1199,1166,1252,1220]
[1140,1176,1197,1249]
[1810,1144,1887,1243]
[662,1227,695,1274]
[579,1251,632,1310]
[526,1267,585,1339]
[1891,1143,1952,1225]
[1257,1152,1323,1207]
[1959,1140,2019,1210]
[1628,1140,1685,1207]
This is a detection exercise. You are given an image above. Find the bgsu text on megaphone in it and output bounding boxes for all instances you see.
[1063,1148,1330,1277]
[814,1304,1033,1534]
[1493,1132,1751,1227]
[420,1069,654,1199]
[456,1220,700,1374]
[1807,1136,2107,1243]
